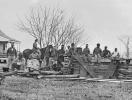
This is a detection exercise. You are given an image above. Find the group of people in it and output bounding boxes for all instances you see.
[7,42,25,71]
[57,42,120,59]
[6,39,120,71]
[93,43,120,58]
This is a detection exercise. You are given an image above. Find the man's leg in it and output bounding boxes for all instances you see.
[46,57,49,66]
[12,63,17,71]
[8,56,11,69]
[10,56,15,70]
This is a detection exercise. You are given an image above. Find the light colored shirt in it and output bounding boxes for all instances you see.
[112,51,120,57]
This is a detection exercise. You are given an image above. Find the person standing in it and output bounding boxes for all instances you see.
[58,45,65,68]
[45,45,57,67]
[7,42,17,70]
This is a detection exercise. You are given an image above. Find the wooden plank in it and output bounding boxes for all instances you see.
[0,71,17,77]
[40,71,62,75]
[72,55,95,78]
[72,55,117,79]
[38,74,80,78]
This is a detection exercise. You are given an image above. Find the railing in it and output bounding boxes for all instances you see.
[0,53,7,58]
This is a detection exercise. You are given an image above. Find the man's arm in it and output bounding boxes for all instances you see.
[100,49,103,57]
[117,53,120,57]
[93,48,95,55]
[108,50,111,56]
[7,48,9,57]
[88,48,90,54]
[14,49,17,58]
[102,50,105,57]
[82,49,85,55]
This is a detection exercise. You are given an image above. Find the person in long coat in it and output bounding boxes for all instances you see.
[7,42,17,70]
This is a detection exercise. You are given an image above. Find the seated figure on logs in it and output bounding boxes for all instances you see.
[12,53,26,71]
[112,48,120,59]
[67,43,76,57]
[82,44,91,62]
[102,46,111,58]
[27,46,41,71]
[93,43,102,63]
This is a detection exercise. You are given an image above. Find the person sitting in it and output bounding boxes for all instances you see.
[82,44,91,62]
[29,38,41,60]
[83,44,90,57]
[102,46,111,58]
[112,48,120,58]
[67,43,76,57]
[76,47,83,55]
[58,45,65,67]
[27,48,41,71]
[65,45,70,54]
[93,43,102,57]
[33,39,39,50]
[93,43,102,63]
[29,48,41,60]
[12,53,25,71]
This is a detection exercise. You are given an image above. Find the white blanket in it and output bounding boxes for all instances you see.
[27,59,40,70]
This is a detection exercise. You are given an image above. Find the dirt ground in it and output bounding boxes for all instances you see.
[0,76,132,100]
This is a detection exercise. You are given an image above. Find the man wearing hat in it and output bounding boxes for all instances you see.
[7,42,17,70]
[93,43,102,62]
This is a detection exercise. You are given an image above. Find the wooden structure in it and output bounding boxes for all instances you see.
[72,55,118,79]
[118,59,132,79]
[0,30,20,69]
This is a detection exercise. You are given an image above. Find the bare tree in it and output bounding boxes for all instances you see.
[17,7,84,49]
[118,35,132,58]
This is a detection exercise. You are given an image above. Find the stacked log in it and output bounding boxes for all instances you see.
[118,60,132,79]
[61,56,71,74]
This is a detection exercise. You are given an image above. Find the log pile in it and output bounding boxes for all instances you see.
[118,60,132,79]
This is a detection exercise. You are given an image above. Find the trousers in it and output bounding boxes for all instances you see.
[8,56,15,69]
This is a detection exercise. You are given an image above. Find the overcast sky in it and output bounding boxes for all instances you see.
[0,0,132,54]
